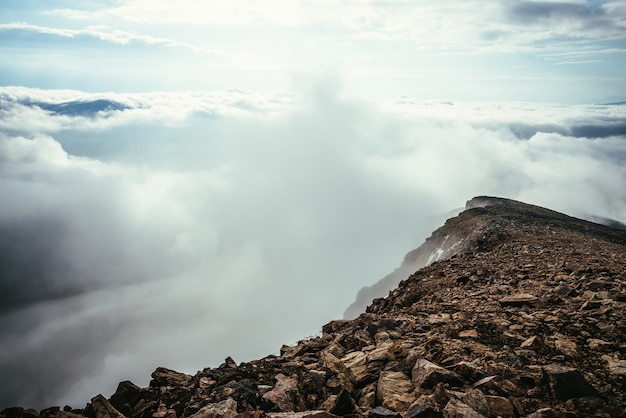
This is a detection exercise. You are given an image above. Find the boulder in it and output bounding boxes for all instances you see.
[340,351,370,385]
[319,390,354,416]
[262,374,304,412]
[407,396,443,418]
[150,367,192,387]
[189,398,238,418]
[542,364,599,401]
[441,398,483,418]
[367,407,401,418]
[412,360,463,389]
[484,395,515,418]
[90,395,126,418]
[459,390,488,416]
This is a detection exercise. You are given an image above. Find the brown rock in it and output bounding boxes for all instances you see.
[322,320,350,334]
[459,390,488,416]
[564,397,605,417]
[236,411,265,418]
[341,351,369,385]
[412,359,463,389]
[153,402,176,418]
[499,294,540,307]
[367,342,396,362]
[525,408,566,418]
[451,362,484,381]
[90,395,126,418]
[587,338,613,351]
[268,412,339,418]
[427,314,451,324]
[554,334,578,359]
[319,390,354,416]
[406,396,443,418]
[520,336,540,349]
[262,374,302,412]
[109,380,144,415]
[36,408,81,418]
[367,406,401,418]
[601,354,626,376]
[457,330,478,339]
[358,383,377,409]
[470,375,496,389]
[189,399,238,418]
[0,408,39,418]
[150,367,192,387]
[377,371,413,402]
[441,398,483,418]
[382,393,416,413]
[484,395,515,418]
[430,383,450,408]
[542,364,599,401]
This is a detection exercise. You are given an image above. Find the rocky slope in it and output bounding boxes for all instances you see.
[3,196,626,418]
[344,197,626,319]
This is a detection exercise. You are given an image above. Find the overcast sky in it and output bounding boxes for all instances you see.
[1,0,626,102]
[1,0,626,411]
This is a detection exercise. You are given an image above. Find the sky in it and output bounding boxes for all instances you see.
[1,0,626,102]
[1,0,626,410]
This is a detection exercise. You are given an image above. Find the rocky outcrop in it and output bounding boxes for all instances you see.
[2,196,626,417]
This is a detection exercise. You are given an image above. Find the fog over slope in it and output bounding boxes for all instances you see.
[1,85,625,409]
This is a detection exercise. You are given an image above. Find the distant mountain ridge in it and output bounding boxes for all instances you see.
[0,95,131,117]
[31,99,130,116]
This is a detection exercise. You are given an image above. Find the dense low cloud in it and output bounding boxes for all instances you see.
[1,86,625,409]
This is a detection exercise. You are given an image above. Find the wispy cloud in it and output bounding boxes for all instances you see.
[0,22,222,56]
[553,59,603,64]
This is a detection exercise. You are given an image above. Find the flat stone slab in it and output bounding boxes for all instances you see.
[499,293,540,307]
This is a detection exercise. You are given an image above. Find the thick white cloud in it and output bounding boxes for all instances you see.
[0,86,625,409]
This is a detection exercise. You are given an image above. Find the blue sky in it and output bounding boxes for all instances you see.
[1,0,626,102]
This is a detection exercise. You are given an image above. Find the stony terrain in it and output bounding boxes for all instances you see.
[3,196,626,418]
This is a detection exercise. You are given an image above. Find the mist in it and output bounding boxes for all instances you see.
[1,84,625,409]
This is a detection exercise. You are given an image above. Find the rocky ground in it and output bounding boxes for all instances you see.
[2,197,625,418]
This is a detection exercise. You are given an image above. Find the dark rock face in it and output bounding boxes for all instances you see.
[2,196,626,418]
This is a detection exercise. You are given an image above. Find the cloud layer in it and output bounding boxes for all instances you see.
[1,85,626,409]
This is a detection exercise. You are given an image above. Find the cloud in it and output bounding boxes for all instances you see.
[44,0,626,48]
[0,23,222,56]
[1,85,625,409]
[502,0,626,41]
[3,2,625,102]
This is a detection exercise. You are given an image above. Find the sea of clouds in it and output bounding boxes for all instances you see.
[1,84,625,409]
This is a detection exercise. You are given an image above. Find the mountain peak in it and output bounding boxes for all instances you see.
[344,196,626,319]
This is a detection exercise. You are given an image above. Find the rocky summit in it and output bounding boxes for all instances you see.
[3,196,626,418]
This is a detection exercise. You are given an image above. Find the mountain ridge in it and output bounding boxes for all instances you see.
[344,196,626,319]
[2,196,626,417]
